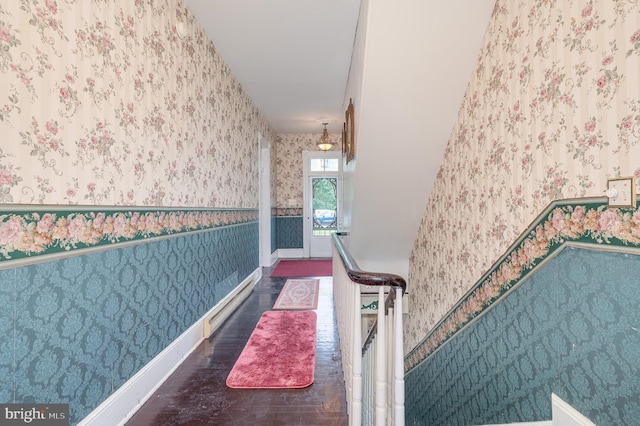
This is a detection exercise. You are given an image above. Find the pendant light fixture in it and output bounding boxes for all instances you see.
[317,121,334,151]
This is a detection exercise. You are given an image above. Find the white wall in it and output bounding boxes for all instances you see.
[343,0,496,278]
[341,0,370,235]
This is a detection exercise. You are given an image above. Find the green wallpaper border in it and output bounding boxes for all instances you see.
[405,196,640,372]
[0,205,258,267]
[275,207,303,216]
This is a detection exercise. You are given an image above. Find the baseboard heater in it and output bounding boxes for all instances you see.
[203,276,256,337]
[79,269,261,426]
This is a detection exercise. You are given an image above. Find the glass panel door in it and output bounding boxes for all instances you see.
[309,175,338,257]
[303,151,341,258]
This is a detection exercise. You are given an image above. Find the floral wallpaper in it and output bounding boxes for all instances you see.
[0,0,276,208]
[0,207,257,261]
[275,133,341,209]
[405,199,640,371]
[406,0,640,352]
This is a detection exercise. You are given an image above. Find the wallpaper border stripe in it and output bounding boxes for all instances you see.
[274,207,303,217]
[0,205,258,269]
[405,196,640,373]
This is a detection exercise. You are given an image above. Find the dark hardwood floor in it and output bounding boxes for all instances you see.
[126,266,348,425]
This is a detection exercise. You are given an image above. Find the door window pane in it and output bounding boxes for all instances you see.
[312,177,337,236]
[310,158,339,172]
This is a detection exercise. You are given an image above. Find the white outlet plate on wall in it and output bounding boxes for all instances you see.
[606,176,636,208]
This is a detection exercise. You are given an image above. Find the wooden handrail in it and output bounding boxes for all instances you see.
[331,232,407,294]
[331,232,407,355]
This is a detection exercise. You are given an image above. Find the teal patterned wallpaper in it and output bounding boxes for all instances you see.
[276,216,303,249]
[406,200,640,371]
[405,246,640,425]
[0,220,258,425]
[271,216,277,254]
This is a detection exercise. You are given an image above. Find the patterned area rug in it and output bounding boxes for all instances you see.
[226,311,317,389]
[273,279,320,310]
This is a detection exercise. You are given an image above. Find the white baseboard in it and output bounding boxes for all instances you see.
[482,422,552,426]
[480,394,593,426]
[78,268,260,426]
[277,248,304,258]
[552,393,596,426]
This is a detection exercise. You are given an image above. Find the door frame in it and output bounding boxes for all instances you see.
[302,150,342,258]
[258,133,273,267]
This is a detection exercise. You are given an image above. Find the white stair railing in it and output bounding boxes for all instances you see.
[332,233,406,426]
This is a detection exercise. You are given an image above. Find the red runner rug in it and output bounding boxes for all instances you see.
[270,259,332,277]
[226,311,317,389]
[273,279,320,310]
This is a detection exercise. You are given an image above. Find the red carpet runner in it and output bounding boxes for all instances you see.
[226,311,317,389]
[270,259,332,277]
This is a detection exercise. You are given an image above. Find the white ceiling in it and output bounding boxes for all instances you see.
[184,0,362,135]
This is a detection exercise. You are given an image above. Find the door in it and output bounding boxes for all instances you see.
[310,176,338,257]
[303,151,341,258]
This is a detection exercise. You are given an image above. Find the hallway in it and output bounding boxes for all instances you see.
[126,267,348,425]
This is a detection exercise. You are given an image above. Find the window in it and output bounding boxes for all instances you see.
[310,158,339,172]
[312,177,337,236]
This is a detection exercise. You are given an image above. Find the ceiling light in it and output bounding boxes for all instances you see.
[317,122,333,151]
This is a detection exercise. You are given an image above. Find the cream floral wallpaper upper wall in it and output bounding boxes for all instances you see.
[275,133,341,209]
[0,0,275,208]
[406,0,640,352]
